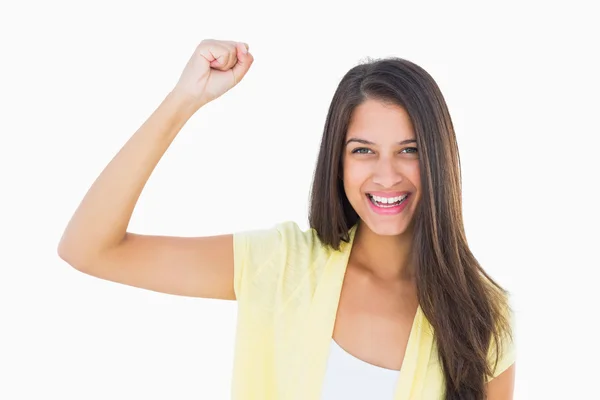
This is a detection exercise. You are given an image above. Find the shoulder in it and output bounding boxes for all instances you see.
[485,291,517,382]
[232,221,330,300]
[233,220,325,257]
[276,221,328,255]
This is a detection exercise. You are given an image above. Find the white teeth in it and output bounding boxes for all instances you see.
[372,194,407,204]
[369,194,408,207]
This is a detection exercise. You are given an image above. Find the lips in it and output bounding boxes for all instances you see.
[367,191,411,197]
[365,192,411,215]
[367,193,409,206]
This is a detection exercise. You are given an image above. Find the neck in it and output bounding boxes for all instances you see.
[351,220,416,283]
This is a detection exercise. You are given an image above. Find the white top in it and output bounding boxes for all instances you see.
[320,339,400,399]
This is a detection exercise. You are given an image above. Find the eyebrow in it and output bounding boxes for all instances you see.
[345,138,417,146]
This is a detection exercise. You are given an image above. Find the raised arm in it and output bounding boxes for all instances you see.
[57,39,253,300]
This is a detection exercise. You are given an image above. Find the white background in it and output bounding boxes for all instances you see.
[1,1,599,399]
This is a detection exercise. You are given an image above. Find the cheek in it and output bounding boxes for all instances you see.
[343,163,368,193]
[407,164,422,206]
[408,164,421,191]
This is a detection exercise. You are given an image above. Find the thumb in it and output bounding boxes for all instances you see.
[232,42,253,85]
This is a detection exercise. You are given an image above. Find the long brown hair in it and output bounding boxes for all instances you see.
[308,57,513,399]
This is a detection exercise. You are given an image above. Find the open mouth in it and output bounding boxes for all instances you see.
[366,193,410,208]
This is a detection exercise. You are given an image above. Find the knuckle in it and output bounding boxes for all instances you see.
[198,38,211,47]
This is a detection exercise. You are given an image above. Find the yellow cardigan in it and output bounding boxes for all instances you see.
[232,221,515,399]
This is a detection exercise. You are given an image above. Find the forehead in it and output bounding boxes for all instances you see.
[346,99,415,140]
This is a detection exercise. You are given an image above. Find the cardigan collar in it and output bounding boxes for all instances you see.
[301,224,435,399]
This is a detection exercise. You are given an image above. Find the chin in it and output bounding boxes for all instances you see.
[360,217,411,237]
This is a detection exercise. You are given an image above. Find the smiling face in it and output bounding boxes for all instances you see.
[342,98,421,237]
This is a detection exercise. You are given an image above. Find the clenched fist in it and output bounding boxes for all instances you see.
[173,39,254,107]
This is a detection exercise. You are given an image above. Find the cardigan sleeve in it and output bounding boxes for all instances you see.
[233,222,282,301]
[485,302,517,382]
[232,221,309,302]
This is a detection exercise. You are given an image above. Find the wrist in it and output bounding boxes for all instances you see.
[166,88,207,118]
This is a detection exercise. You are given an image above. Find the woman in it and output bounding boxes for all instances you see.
[58,39,515,399]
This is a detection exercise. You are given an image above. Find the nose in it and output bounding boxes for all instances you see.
[372,157,403,188]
